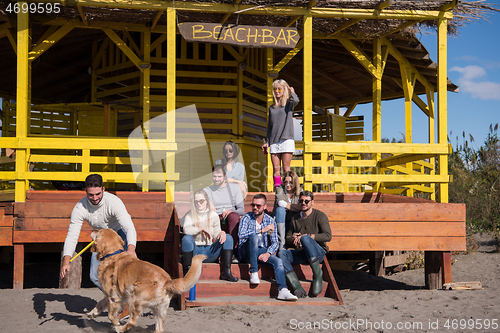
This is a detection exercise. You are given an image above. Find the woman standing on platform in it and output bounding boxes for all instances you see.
[262,79,300,188]
[215,140,248,199]
[273,170,302,251]
[181,189,238,282]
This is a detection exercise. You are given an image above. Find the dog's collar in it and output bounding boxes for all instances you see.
[100,249,124,261]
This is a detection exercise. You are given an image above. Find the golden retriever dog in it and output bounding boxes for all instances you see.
[87,229,205,333]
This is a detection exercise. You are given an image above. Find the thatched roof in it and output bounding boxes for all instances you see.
[0,1,498,106]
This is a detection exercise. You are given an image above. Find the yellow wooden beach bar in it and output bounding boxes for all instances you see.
[0,0,479,300]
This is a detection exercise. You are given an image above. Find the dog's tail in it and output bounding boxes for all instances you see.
[166,254,207,294]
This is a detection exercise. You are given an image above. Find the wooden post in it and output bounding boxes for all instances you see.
[442,251,452,284]
[425,251,442,290]
[369,251,385,276]
[437,17,449,204]
[302,13,313,191]
[13,244,24,289]
[15,3,30,203]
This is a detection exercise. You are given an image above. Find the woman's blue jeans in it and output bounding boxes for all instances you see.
[239,234,287,291]
[278,235,325,273]
[274,206,289,232]
[90,229,127,289]
[181,234,234,263]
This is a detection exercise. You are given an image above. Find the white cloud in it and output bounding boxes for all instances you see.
[450,65,500,101]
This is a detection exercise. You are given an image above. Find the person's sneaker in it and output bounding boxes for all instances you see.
[277,288,298,301]
[249,272,260,284]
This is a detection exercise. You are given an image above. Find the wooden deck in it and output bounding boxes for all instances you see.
[0,191,465,299]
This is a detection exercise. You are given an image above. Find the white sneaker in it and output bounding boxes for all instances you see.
[277,288,298,301]
[249,272,260,284]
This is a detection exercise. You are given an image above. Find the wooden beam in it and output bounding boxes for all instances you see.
[77,4,88,26]
[220,0,242,24]
[28,26,73,62]
[338,38,379,79]
[151,9,165,30]
[33,1,454,20]
[103,28,144,71]
[273,39,303,72]
[440,0,459,11]
[437,18,449,203]
[378,153,436,169]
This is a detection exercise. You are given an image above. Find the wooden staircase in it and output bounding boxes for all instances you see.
[178,261,343,308]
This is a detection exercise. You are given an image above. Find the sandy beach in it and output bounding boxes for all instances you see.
[0,246,498,333]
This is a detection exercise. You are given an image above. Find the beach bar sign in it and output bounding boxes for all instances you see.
[179,23,299,49]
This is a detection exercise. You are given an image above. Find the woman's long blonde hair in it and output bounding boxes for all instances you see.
[272,79,291,107]
[283,170,301,197]
[189,189,213,228]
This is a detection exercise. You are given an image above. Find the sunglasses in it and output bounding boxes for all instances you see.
[225,149,233,153]
[273,87,283,92]
[194,199,206,205]
[251,203,263,208]
[299,199,311,204]
[284,181,293,185]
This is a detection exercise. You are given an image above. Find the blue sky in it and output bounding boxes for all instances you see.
[350,6,500,149]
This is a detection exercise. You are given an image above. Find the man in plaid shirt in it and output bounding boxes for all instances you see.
[238,193,297,301]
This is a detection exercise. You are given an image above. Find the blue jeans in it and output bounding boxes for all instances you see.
[274,206,289,231]
[90,229,127,289]
[181,234,233,263]
[278,235,326,273]
[239,234,287,291]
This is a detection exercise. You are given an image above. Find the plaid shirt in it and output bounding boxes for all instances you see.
[238,212,279,255]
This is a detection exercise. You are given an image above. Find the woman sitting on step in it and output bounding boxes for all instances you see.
[273,170,302,252]
[181,189,238,282]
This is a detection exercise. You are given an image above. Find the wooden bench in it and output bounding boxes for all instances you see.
[243,192,465,289]
[8,191,180,289]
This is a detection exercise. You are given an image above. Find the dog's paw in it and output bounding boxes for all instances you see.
[87,307,99,319]
[113,324,127,333]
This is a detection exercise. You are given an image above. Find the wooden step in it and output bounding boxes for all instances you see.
[199,263,316,280]
[194,279,329,298]
[186,295,341,308]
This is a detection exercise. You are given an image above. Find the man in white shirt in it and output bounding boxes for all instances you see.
[59,174,137,288]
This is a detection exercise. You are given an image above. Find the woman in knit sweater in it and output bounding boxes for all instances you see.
[181,189,238,282]
[261,79,300,187]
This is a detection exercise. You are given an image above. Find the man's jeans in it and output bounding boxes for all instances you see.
[90,229,127,289]
[181,234,234,263]
[239,234,287,291]
[278,235,325,273]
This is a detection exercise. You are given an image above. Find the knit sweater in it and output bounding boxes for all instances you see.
[63,192,137,257]
[182,208,221,246]
[267,92,300,145]
[286,208,332,252]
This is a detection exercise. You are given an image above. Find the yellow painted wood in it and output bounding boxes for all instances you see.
[305,142,449,155]
[103,28,144,71]
[381,37,433,93]
[378,154,436,169]
[175,70,237,79]
[338,38,378,79]
[438,18,449,203]
[427,86,436,200]
[77,4,88,26]
[273,39,303,73]
[35,1,452,20]
[15,5,30,202]
[303,14,313,191]
[165,7,177,201]
[142,30,151,191]
[372,38,383,191]
[306,173,449,183]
